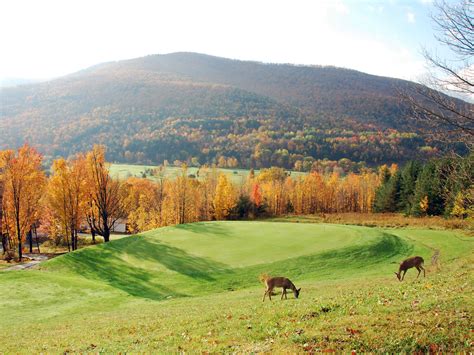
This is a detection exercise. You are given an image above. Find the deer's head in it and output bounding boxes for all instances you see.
[294,288,301,299]
[394,272,401,281]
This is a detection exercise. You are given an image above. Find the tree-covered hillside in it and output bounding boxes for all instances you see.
[0,53,470,169]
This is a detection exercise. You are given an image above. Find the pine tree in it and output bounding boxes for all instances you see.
[373,170,401,212]
[411,161,444,216]
[399,161,421,213]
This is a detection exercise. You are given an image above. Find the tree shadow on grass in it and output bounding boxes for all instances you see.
[126,237,230,280]
[55,236,231,301]
[215,232,415,289]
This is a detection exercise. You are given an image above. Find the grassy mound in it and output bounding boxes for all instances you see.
[0,221,472,352]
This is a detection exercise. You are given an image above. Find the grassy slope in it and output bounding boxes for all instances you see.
[0,221,472,352]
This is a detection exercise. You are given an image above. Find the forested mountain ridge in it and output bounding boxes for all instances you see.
[116,52,412,127]
[0,52,469,170]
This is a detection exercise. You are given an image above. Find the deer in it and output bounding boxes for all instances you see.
[395,256,425,281]
[261,275,301,301]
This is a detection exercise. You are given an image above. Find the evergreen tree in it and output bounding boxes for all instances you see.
[373,170,402,212]
[399,161,421,214]
[411,161,444,216]
[436,154,473,216]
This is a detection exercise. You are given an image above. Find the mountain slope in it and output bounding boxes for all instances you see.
[0,52,466,168]
[117,52,412,126]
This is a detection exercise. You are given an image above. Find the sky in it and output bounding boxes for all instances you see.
[0,0,450,83]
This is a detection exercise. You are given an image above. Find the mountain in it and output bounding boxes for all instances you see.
[0,52,467,170]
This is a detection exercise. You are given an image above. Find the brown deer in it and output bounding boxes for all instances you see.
[395,256,425,281]
[261,276,301,301]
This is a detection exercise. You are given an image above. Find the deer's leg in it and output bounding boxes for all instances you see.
[263,289,271,302]
[421,265,426,277]
[402,270,407,281]
[268,288,272,301]
[416,267,421,279]
[281,288,285,300]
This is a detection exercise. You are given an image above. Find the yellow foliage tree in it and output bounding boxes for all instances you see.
[121,177,163,233]
[213,174,237,220]
[47,155,88,250]
[419,195,429,214]
[450,191,467,218]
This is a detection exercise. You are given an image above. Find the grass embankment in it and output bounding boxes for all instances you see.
[0,221,472,352]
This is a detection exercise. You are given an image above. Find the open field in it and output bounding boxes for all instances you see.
[0,221,472,352]
[110,163,307,183]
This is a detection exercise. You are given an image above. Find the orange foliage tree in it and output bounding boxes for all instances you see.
[86,145,123,242]
[0,145,46,260]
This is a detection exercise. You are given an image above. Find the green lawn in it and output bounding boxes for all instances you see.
[0,221,472,352]
[110,163,306,183]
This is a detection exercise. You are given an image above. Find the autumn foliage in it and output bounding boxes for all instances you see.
[0,145,46,260]
[1,144,470,259]
[0,144,383,258]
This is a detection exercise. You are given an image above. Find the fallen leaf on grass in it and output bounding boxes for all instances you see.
[429,344,439,352]
[346,327,361,336]
[302,311,319,320]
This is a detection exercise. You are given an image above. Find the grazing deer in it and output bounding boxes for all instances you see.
[261,276,301,301]
[395,256,425,281]
[431,249,440,271]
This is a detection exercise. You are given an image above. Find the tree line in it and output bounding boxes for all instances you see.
[373,154,473,217]
[1,144,471,261]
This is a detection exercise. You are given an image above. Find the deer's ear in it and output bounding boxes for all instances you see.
[298,288,301,292]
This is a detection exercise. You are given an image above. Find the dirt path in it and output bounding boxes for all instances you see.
[3,254,49,271]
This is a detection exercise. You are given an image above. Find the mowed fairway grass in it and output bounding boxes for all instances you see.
[0,221,472,352]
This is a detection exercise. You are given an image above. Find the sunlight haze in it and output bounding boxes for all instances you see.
[1,0,441,81]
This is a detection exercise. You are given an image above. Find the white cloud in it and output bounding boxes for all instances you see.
[419,0,433,4]
[442,64,474,102]
[407,11,416,23]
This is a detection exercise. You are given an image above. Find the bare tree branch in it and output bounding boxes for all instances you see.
[401,0,474,149]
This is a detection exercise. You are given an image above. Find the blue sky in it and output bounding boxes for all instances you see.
[0,0,450,82]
